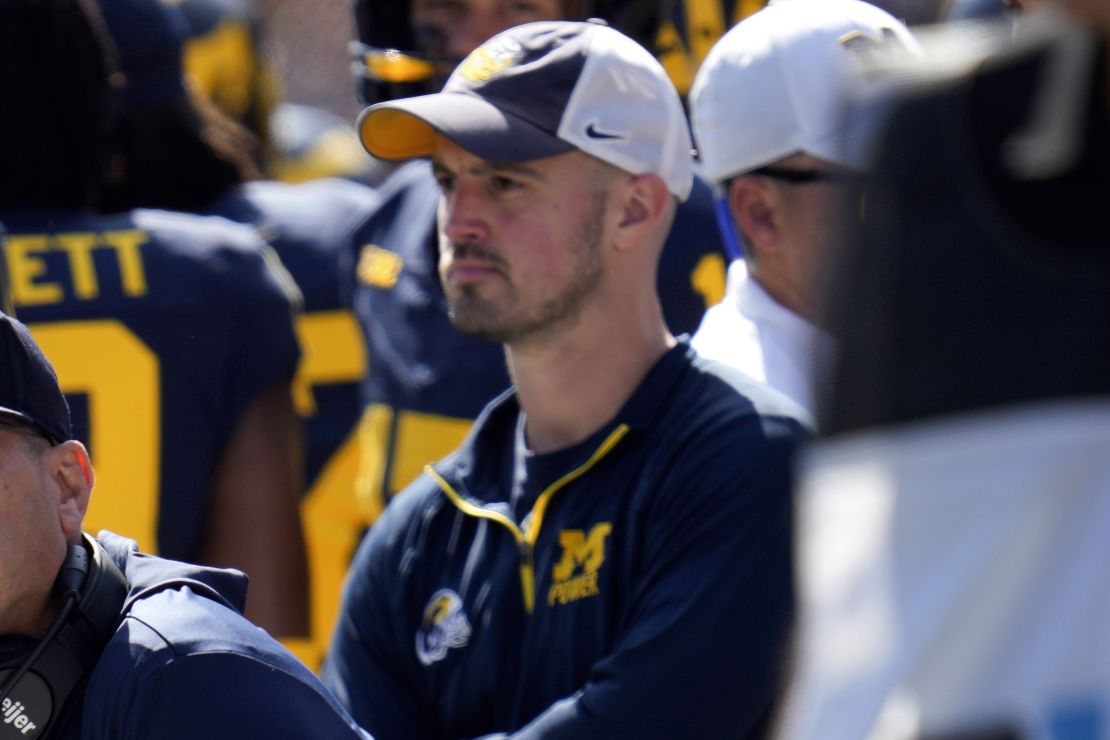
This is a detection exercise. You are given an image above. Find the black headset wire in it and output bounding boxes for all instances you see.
[0,552,86,706]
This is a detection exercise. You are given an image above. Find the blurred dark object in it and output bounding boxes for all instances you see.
[942,0,1018,21]
[866,0,945,24]
[820,15,1110,435]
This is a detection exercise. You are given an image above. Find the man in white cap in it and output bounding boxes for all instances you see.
[688,0,916,415]
[325,19,809,740]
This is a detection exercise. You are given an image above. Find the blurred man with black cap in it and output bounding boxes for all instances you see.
[0,310,370,739]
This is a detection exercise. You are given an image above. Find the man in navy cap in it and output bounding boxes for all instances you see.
[325,20,808,739]
[0,310,371,739]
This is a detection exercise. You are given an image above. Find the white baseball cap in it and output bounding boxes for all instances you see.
[690,0,917,183]
[358,20,694,201]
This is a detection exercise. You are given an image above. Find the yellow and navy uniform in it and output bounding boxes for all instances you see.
[0,207,300,561]
[351,161,511,523]
[201,177,382,667]
[351,161,728,524]
[325,342,809,738]
[177,0,276,150]
[656,0,768,96]
[179,0,383,185]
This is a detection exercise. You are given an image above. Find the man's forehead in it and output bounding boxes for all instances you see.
[431,136,565,177]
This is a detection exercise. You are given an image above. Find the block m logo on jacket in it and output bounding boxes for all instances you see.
[548,523,612,607]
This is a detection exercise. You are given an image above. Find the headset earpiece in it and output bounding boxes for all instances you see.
[54,546,89,602]
[0,534,126,739]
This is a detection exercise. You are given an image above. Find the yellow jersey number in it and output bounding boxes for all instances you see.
[356,404,473,524]
[29,321,161,552]
[692,252,727,310]
[293,310,371,669]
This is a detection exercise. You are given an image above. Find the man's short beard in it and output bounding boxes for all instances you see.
[446,194,606,345]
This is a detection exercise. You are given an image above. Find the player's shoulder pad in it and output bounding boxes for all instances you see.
[242,178,381,225]
[375,159,439,203]
[131,207,271,256]
[131,208,302,309]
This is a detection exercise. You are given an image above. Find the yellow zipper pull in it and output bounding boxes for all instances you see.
[519,542,535,615]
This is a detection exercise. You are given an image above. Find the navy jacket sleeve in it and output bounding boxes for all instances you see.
[323,484,442,739]
[497,415,799,740]
[80,551,373,740]
[119,653,370,739]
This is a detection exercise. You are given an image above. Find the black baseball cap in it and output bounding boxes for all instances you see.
[0,312,72,444]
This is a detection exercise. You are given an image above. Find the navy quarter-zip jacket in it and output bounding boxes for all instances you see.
[326,343,810,739]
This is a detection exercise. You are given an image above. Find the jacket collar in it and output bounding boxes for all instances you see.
[433,341,696,503]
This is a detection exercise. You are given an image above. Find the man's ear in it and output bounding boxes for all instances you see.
[48,440,93,540]
[729,176,784,256]
[613,173,673,252]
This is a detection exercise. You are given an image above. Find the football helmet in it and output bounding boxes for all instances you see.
[350,0,688,105]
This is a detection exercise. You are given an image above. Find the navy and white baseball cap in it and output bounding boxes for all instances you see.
[358,20,694,201]
[0,312,72,444]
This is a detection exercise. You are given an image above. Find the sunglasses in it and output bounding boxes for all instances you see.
[752,166,857,184]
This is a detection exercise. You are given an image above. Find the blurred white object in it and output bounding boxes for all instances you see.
[780,401,1110,740]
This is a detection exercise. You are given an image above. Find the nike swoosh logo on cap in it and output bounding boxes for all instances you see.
[585,123,624,140]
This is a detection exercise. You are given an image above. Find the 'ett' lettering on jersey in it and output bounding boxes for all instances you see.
[4,230,149,306]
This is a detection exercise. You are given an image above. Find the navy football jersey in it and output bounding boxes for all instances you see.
[352,161,727,519]
[202,177,381,664]
[0,207,300,561]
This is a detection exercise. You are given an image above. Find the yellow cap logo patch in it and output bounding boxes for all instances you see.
[357,244,403,289]
[839,28,906,79]
[459,37,524,82]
